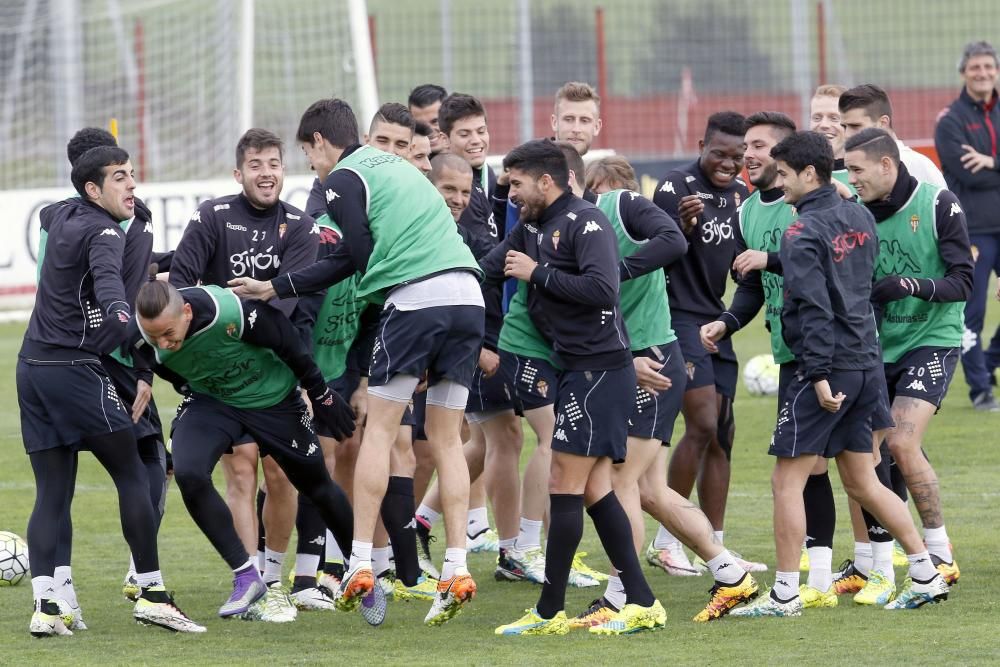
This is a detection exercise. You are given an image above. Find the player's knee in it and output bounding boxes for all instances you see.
[173,466,212,496]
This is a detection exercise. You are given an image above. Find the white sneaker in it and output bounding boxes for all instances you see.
[645,541,702,576]
[467,528,500,553]
[29,600,73,637]
[241,582,298,623]
[290,586,335,611]
[134,590,207,633]
[65,602,88,630]
[731,551,769,573]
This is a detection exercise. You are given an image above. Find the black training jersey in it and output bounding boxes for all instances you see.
[653,160,749,319]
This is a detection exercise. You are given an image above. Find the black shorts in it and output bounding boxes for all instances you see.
[672,311,739,398]
[780,360,893,432]
[466,355,515,415]
[552,364,636,462]
[500,350,559,413]
[17,359,134,454]
[369,303,484,390]
[628,341,686,445]
[102,356,164,442]
[769,368,882,459]
[884,346,959,410]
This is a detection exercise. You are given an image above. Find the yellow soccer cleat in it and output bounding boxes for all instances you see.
[570,552,607,583]
[568,597,619,629]
[853,571,896,605]
[799,547,810,571]
[693,572,760,622]
[798,584,838,609]
[892,541,909,568]
[589,600,666,635]
[495,608,570,636]
[831,560,868,596]
[392,575,437,602]
[931,555,960,586]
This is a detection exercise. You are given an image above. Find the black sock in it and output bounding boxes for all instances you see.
[884,442,908,503]
[803,472,835,549]
[292,575,316,593]
[295,494,326,583]
[380,476,420,586]
[588,491,655,608]
[256,488,267,560]
[536,494,584,619]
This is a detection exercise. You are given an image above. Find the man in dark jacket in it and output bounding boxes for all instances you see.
[934,40,1000,410]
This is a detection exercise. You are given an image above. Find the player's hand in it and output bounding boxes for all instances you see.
[677,195,704,232]
[132,379,152,424]
[414,371,429,394]
[307,383,356,441]
[871,275,920,303]
[700,321,728,353]
[350,378,368,427]
[228,277,276,301]
[478,348,500,378]
[813,379,845,413]
[732,249,768,277]
[832,179,854,200]
[634,356,671,396]
[960,144,996,173]
[504,250,538,281]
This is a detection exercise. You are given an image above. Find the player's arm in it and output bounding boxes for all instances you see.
[719,220,765,335]
[87,222,133,353]
[270,212,321,318]
[652,172,702,233]
[479,222,525,282]
[169,202,217,288]
[617,192,688,280]
[781,230,834,382]
[934,115,1000,188]
[528,216,618,306]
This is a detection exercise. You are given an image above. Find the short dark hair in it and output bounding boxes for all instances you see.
[236,128,284,168]
[71,145,130,198]
[67,127,117,166]
[744,111,796,139]
[839,84,894,125]
[296,98,359,148]
[704,111,746,143]
[844,127,900,165]
[770,131,833,184]
[555,141,585,189]
[429,153,471,184]
[413,121,433,138]
[438,93,487,137]
[408,83,448,109]
[369,103,415,136]
[502,139,569,191]
[136,280,182,320]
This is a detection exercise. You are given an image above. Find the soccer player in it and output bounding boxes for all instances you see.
[408,121,434,175]
[844,128,971,599]
[810,85,851,188]
[408,83,449,155]
[487,139,665,636]
[551,81,602,155]
[731,131,950,617]
[364,102,415,156]
[651,112,764,573]
[231,98,484,626]
[18,145,202,635]
[128,280,358,620]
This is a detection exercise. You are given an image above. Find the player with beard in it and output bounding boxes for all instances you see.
[551,81,602,156]
[651,112,765,574]
[169,128,319,622]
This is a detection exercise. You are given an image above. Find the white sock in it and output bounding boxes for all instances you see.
[499,537,517,551]
[517,518,543,550]
[415,504,441,529]
[135,570,163,589]
[349,541,373,571]
[257,550,265,573]
[467,506,490,537]
[263,548,285,584]
[373,547,392,575]
[653,525,680,550]
[31,576,57,602]
[234,557,256,574]
[871,540,895,584]
[441,547,467,580]
[706,550,743,585]
[923,526,952,561]
[326,530,344,564]
[127,554,136,575]
[907,550,937,582]
[805,547,833,592]
[295,553,321,579]
[54,566,78,607]
[772,570,799,602]
[713,530,724,545]
[854,541,873,576]
[603,575,626,610]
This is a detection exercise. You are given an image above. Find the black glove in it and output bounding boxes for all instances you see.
[871,275,921,304]
[307,383,356,441]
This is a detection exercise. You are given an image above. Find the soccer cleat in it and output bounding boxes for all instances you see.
[495,608,569,636]
[360,579,387,626]
[29,600,73,638]
[415,520,441,580]
[589,600,667,635]
[316,571,341,598]
[290,586,336,611]
[730,551,769,573]
[219,568,267,617]
[66,603,88,630]
[392,575,437,601]
[645,541,701,577]
[884,575,949,610]
[853,571,896,605]
[334,566,374,613]
[568,597,619,629]
[495,547,528,581]
[376,569,397,599]
[729,590,803,618]
[799,546,810,571]
[693,572,760,622]
[122,572,140,602]
[798,584,838,609]
[241,582,298,623]
[467,527,500,553]
[134,589,206,633]
[424,570,476,626]
[570,552,607,585]
[495,547,545,584]
[931,554,960,586]
[831,559,868,596]
[892,541,909,568]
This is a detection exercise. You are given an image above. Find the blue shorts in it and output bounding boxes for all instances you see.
[672,311,738,398]
[884,346,959,411]
[781,360,893,432]
[628,341,686,445]
[769,368,882,459]
[552,363,636,462]
[499,351,559,413]
[17,359,133,454]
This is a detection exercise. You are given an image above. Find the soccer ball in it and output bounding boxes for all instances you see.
[742,354,780,397]
[0,531,29,586]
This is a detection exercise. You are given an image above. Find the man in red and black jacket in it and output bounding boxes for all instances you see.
[934,40,1000,411]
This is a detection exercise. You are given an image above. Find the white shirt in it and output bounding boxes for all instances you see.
[897,140,947,188]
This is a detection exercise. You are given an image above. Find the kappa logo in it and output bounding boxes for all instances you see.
[404,518,417,530]
[950,202,962,217]
[869,525,890,536]
[309,535,326,546]
[553,428,569,442]
[291,439,299,449]
[100,228,120,237]
[307,443,318,455]
[144,221,153,233]
[191,210,201,223]
[582,220,602,234]
[248,309,258,329]
[906,379,927,392]
[310,223,321,235]
[326,189,340,203]
[659,180,676,194]
[685,361,696,381]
